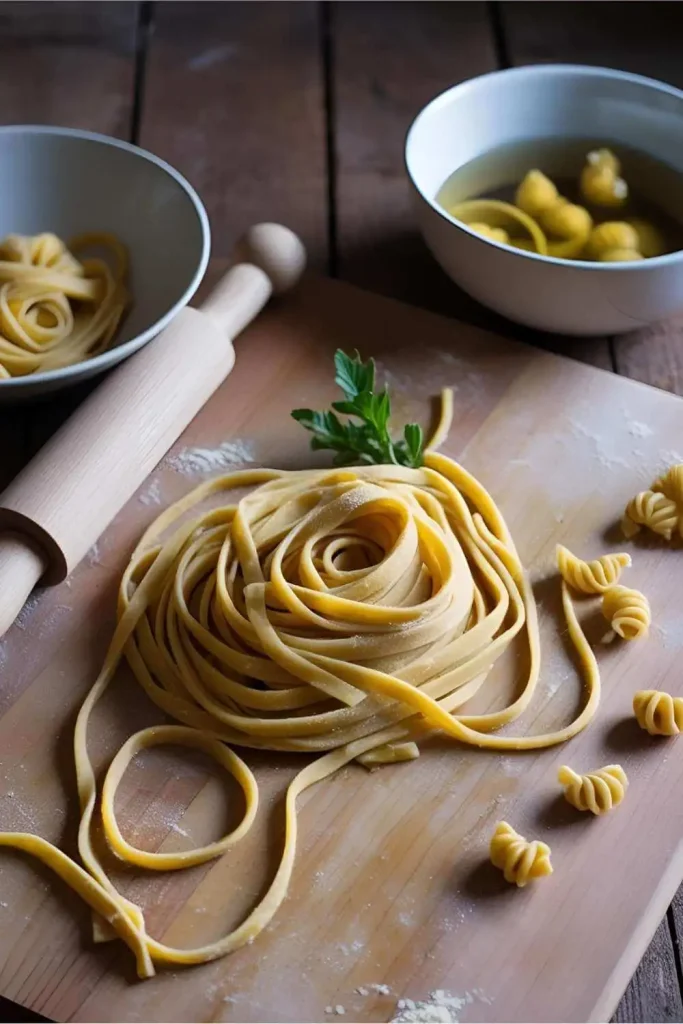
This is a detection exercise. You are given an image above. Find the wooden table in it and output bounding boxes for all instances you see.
[1,2,683,1021]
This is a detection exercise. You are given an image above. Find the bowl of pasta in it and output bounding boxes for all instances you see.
[0,126,210,400]
[406,64,683,335]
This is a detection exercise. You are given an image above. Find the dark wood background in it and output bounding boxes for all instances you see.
[2,2,683,1021]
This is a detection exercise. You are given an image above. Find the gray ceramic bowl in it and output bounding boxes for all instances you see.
[0,126,210,402]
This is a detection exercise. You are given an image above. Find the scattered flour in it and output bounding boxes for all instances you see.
[325,1005,345,1015]
[139,477,163,506]
[169,822,189,837]
[358,983,390,996]
[392,990,473,1023]
[653,618,683,651]
[0,901,7,908]
[628,421,653,438]
[87,541,102,567]
[14,594,39,630]
[167,439,255,476]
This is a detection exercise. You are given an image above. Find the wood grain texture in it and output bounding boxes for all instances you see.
[331,0,612,367]
[333,0,496,321]
[500,0,683,392]
[0,1,138,494]
[2,278,683,1022]
[500,7,683,1016]
[138,1,328,282]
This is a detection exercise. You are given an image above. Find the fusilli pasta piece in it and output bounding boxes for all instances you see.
[557,764,628,815]
[622,489,679,541]
[602,585,650,640]
[489,821,552,887]
[633,690,683,736]
[556,545,631,594]
[653,463,683,506]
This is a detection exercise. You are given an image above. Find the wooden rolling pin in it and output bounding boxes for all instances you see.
[0,222,306,640]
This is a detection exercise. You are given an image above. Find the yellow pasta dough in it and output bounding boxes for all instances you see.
[558,764,628,815]
[633,690,683,736]
[0,232,129,378]
[580,149,628,208]
[448,198,548,255]
[489,822,552,887]
[622,489,679,542]
[556,545,630,595]
[602,585,651,640]
[515,170,591,259]
[0,445,603,976]
[585,222,640,260]
[653,463,683,506]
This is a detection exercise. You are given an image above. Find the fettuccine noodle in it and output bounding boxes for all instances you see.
[0,436,601,977]
[0,232,129,378]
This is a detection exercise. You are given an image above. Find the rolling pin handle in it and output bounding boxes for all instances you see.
[200,224,306,341]
[0,533,47,642]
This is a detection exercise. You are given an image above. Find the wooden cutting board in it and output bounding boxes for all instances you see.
[2,276,683,1024]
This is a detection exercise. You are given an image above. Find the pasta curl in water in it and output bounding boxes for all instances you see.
[0,444,602,976]
[0,232,129,378]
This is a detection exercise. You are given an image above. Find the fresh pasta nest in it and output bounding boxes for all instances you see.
[0,451,602,977]
[0,231,129,378]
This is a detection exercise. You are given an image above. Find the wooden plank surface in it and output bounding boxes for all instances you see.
[4,278,683,1023]
[138,0,328,284]
[485,9,683,1018]
[2,1,683,1020]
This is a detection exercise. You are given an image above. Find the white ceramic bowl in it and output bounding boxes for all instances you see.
[406,65,683,336]
[0,126,209,401]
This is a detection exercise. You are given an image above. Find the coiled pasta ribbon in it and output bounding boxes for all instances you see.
[489,822,552,887]
[633,690,683,736]
[558,764,628,815]
[448,198,547,255]
[0,232,129,378]
[0,450,602,976]
[602,585,651,640]
[556,545,630,595]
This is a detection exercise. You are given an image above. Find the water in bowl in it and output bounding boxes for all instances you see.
[436,137,683,256]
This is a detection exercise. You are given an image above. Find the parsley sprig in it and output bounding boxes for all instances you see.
[291,350,424,468]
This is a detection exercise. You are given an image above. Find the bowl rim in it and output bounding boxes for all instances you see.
[0,124,211,391]
[405,63,683,273]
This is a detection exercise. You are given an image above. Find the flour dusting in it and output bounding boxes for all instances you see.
[167,439,255,476]
[392,990,473,1023]
[628,421,654,438]
[139,477,163,506]
[14,594,40,631]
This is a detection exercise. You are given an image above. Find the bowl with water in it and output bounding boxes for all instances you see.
[405,65,683,335]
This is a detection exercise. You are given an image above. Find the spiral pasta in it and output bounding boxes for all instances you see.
[556,545,630,595]
[602,585,651,640]
[489,822,552,887]
[580,149,628,208]
[653,464,683,506]
[622,490,679,542]
[0,232,129,378]
[557,764,628,815]
[0,450,603,977]
[633,690,683,736]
